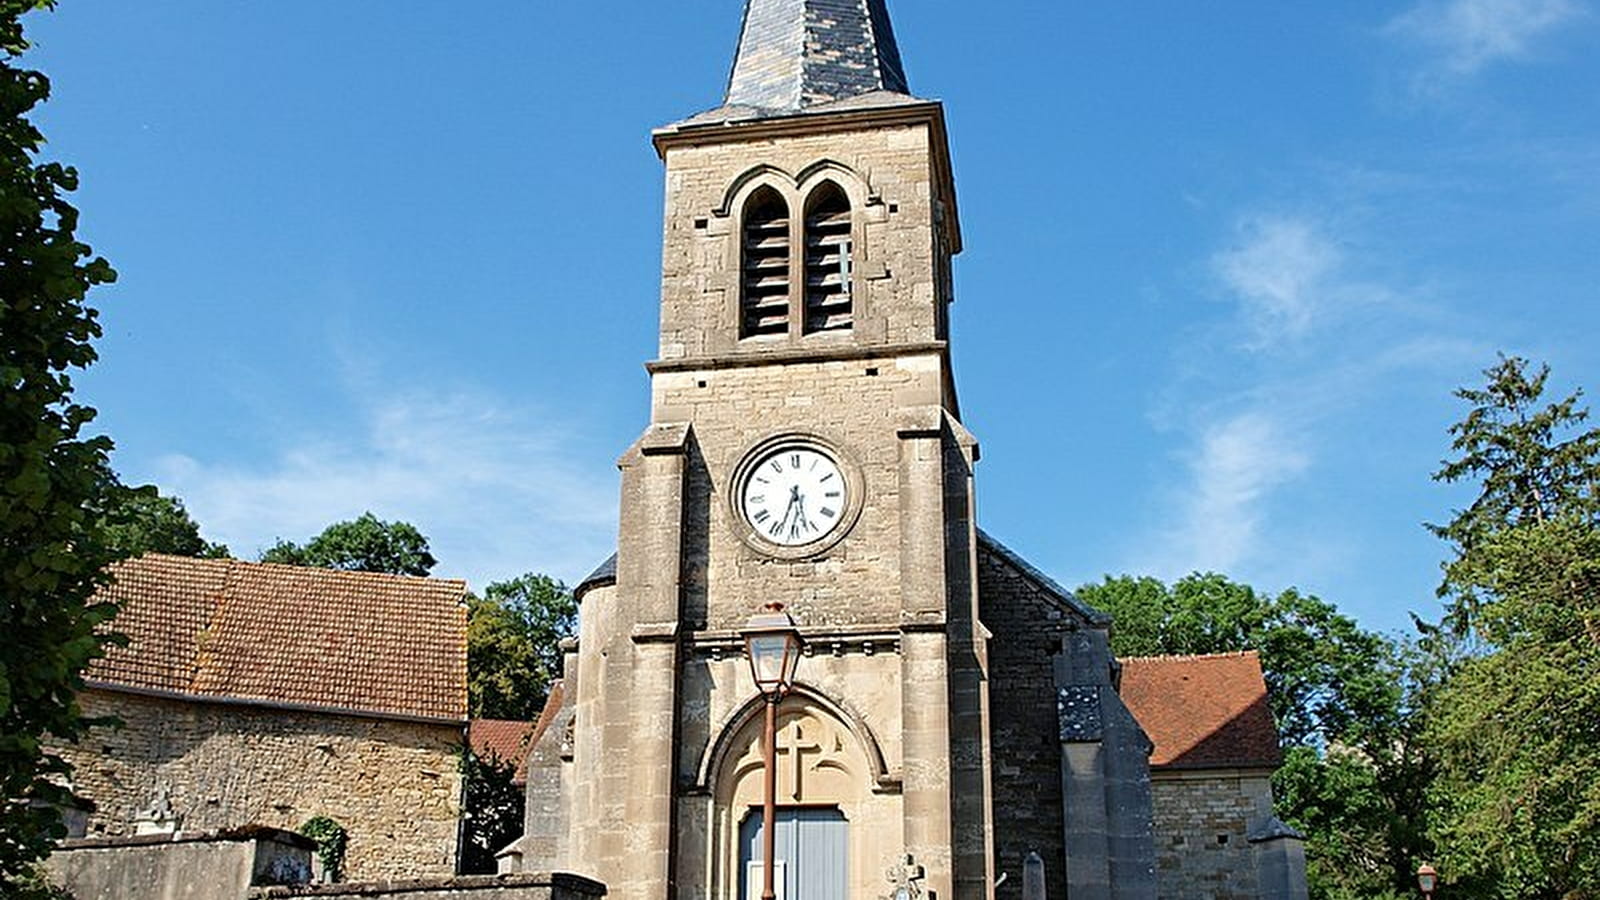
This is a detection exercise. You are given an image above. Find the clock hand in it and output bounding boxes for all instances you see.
[794,494,814,535]
[785,487,813,540]
[772,488,799,536]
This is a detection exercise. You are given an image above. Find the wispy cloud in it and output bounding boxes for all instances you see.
[1155,413,1311,578]
[1135,204,1478,588]
[1386,0,1585,78]
[1211,216,1343,345]
[152,385,619,592]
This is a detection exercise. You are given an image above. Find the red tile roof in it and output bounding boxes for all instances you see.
[468,682,567,785]
[469,719,537,783]
[527,680,567,772]
[88,554,468,722]
[1120,651,1282,770]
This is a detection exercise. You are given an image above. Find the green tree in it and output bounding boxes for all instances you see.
[260,512,436,576]
[1078,573,1433,899]
[467,573,576,720]
[1271,630,1449,900]
[0,0,121,885]
[1075,573,1394,746]
[1424,356,1600,896]
[458,745,523,875]
[95,483,229,559]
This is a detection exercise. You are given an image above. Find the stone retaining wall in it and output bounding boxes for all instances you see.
[45,827,315,899]
[250,873,607,900]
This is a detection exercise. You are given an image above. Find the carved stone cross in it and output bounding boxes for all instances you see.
[884,854,926,900]
[773,720,823,800]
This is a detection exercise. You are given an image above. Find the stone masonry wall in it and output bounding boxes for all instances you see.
[658,121,948,362]
[655,354,943,631]
[57,689,465,882]
[977,543,1083,900]
[1151,769,1274,900]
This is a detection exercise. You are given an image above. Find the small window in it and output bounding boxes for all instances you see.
[803,183,853,334]
[934,206,954,341]
[741,187,791,339]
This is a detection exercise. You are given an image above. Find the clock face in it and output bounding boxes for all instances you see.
[739,445,848,547]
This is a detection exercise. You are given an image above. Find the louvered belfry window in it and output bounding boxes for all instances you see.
[804,183,854,333]
[741,188,792,339]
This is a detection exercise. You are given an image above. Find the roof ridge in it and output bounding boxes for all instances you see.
[1119,650,1263,664]
[127,551,225,563]
[243,557,468,591]
[975,528,1112,626]
[122,552,466,592]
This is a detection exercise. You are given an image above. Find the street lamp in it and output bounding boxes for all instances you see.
[1417,863,1438,898]
[743,603,804,900]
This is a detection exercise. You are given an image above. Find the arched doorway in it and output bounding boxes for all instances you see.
[711,695,874,900]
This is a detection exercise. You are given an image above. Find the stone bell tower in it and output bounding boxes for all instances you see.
[506,3,1001,898]
[577,1,990,897]
[502,2,1168,899]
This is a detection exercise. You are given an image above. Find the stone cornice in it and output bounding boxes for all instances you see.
[647,340,948,374]
[84,681,469,729]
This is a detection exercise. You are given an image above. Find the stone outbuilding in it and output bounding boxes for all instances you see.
[53,553,470,882]
[1121,652,1308,900]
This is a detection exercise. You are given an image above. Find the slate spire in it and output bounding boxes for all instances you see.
[725,0,911,113]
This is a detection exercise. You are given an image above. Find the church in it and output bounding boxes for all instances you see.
[498,2,1309,899]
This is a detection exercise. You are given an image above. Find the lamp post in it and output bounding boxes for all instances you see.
[743,603,804,900]
[1417,863,1438,898]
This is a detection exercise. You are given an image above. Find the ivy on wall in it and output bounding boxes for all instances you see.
[299,816,349,884]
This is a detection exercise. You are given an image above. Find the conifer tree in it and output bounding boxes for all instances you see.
[1425,356,1600,895]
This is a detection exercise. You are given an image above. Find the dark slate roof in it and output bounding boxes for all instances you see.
[1247,816,1306,843]
[975,529,1114,626]
[724,0,912,115]
[574,552,618,600]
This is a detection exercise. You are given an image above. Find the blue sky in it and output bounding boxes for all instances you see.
[25,1,1599,636]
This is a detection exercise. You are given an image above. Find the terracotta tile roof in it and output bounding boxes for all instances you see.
[468,682,567,785]
[1119,651,1282,770]
[529,681,566,752]
[88,554,468,722]
[469,720,537,784]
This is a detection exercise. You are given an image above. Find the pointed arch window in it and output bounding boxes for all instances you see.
[803,183,853,334]
[741,188,792,339]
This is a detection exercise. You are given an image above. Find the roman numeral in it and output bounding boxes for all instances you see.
[789,453,801,469]
[824,491,841,498]
[770,461,784,475]
[819,473,835,483]
[753,510,771,523]
[768,519,785,537]
[820,508,837,518]
[749,495,766,504]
